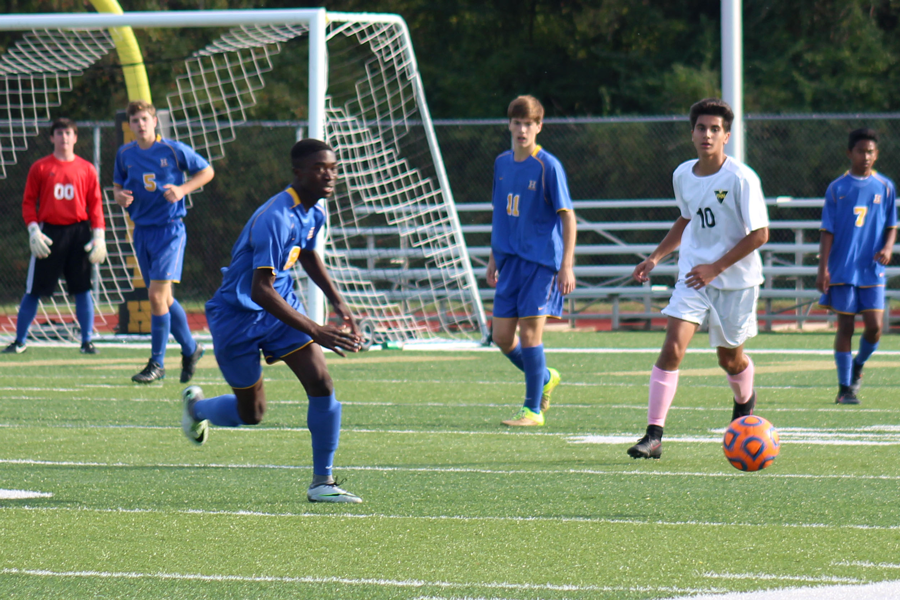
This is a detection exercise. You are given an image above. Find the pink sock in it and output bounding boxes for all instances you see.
[727,356,755,404]
[648,365,679,426]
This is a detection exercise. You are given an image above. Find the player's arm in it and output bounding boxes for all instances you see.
[557,209,576,295]
[486,251,498,288]
[162,165,215,203]
[686,227,769,290]
[22,164,53,258]
[297,250,360,337]
[633,216,689,283]
[875,227,897,266]
[250,267,360,356]
[83,167,107,264]
[816,230,833,293]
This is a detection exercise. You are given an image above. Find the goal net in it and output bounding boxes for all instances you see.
[0,10,488,349]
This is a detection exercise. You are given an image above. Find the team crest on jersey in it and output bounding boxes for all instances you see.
[715,190,728,203]
[283,246,301,270]
[528,180,537,191]
[160,158,168,167]
[874,194,882,204]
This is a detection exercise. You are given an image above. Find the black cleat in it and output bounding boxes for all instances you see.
[627,425,664,459]
[2,341,26,354]
[850,362,863,396]
[731,391,756,422]
[132,359,165,383]
[180,343,205,384]
[80,341,97,354]
[835,384,860,405]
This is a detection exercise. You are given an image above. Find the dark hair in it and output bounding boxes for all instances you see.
[689,98,734,132]
[507,95,544,124]
[50,118,77,136]
[291,139,333,165]
[848,128,878,151]
[126,100,156,118]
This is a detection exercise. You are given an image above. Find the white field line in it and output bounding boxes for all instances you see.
[833,561,900,569]
[3,504,900,532]
[703,572,860,583]
[0,489,52,499]
[4,457,900,482]
[0,567,723,595]
[4,421,900,444]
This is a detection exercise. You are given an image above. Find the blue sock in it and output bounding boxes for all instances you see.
[151,313,171,365]
[74,292,93,343]
[15,293,40,344]
[504,343,525,373]
[835,351,852,387]
[855,337,879,366]
[168,299,197,356]
[193,394,244,427]
[308,394,341,477]
[522,345,547,413]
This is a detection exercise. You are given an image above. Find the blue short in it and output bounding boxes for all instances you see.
[819,285,884,315]
[492,255,563,319]
[205,292,314,389]
[133,220,186,283]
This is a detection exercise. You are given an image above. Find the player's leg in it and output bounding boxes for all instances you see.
[5,225,68,353]
[849,286,885,400]
[62,222,97,354]
[499,260,561,426]
[628,280,706,459]
[708,286,760,420]
[825,285,858,403]
[627,316,696,459]
[283,344,362,504]
[168,298,204,383]
[492,317,524,370]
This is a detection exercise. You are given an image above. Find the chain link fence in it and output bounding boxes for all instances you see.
[2,115,899,322]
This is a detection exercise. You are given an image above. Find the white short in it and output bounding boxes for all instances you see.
[661,282,759,349]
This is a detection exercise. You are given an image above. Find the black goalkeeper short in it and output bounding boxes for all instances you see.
[25,221,93,297]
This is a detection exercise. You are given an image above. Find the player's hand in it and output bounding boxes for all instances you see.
[486,256,498,288]
[685,263,720,289]
[816,268,830,293]
[557,265,576,296]
[332,302,361,337]
[27,222,52,259]
[875,248,892,266]
[314,324,362,357]
[162,184,186,203]
[84,229,107,264]
[114,188,134,208]
[632,258,657,283]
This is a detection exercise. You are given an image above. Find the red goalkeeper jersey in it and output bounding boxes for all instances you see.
[22,154,104,229]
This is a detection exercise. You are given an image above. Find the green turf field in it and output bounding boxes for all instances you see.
[1,331,899,599]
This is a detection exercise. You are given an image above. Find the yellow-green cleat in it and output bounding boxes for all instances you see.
[540,368,561,413]
[502,406,544,427]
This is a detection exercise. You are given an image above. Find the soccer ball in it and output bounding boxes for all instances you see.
[722,415,780,472]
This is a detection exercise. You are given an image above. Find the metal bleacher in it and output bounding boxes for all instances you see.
[334,197,900,330]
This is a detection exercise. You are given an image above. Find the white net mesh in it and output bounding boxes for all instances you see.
[0,29,114,178]
[0,13,487,347]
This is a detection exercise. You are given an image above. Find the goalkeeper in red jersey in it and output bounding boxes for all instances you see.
[4,118,106,355]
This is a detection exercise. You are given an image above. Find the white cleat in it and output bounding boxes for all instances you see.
[181,386,209,446]
[307,482,363,504]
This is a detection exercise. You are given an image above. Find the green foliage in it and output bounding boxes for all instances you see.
[4,0,900,117]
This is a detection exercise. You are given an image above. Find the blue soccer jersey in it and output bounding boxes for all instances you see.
[113,136,210,226]
[491,146,573,271]
[212,187,325,312]
[821,171,897,286]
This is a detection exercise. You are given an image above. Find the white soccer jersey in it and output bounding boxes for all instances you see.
[673,157,769,290]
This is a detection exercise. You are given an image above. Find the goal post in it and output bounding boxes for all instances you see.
[0,9,489,348]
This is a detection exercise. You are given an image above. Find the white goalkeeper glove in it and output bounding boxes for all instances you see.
[27,222,52,259]
[84,228,107,264]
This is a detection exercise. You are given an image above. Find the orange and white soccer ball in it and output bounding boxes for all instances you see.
[722,415,780,472]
